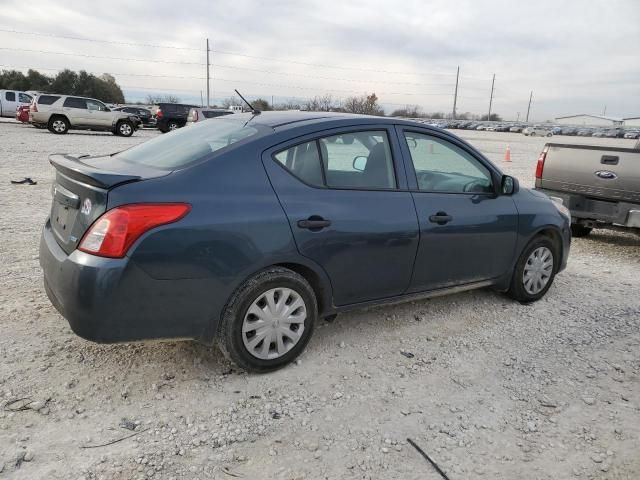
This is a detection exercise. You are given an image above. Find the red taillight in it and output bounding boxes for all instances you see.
[31,100,38,112]
[78,203,191,258]
[535,150,547,178]
[155,108,163,119]
[193,110,199,122]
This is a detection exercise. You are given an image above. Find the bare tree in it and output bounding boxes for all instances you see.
[391,105,423,118]
[342,93,384,116]
[145,94,181,104]
[303,94,337,112]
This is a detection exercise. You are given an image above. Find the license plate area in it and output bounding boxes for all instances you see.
[51,201,77,242]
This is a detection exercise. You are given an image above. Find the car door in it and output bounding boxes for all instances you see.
[3,91,17,115]
[262,126,419,306]
[62,97,89,125]
[86,99,113,128]
[396,126,519,292]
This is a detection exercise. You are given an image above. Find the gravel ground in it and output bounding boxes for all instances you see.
[0,119,638,480]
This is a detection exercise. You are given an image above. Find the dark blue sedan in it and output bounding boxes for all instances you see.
[40,111,571,372]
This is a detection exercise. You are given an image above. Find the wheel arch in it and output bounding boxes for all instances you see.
[530,226,563,272]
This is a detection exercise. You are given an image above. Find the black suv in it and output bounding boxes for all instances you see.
[154,103,199,133]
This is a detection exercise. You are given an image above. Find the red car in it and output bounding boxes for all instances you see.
[16,105,29,123]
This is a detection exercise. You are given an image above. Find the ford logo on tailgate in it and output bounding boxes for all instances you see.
[594,170,617,180]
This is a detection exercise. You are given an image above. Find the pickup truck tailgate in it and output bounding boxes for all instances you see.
[537,144,640,203]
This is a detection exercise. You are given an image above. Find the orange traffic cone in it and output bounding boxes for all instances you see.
[504,145,512,162]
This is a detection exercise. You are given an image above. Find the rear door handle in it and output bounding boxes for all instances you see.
[428,212,452,225]
[297,217,331,230]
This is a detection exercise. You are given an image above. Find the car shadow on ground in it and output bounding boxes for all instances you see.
[583,230,640,247]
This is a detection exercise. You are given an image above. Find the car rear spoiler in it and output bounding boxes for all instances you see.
[49,154,142,189]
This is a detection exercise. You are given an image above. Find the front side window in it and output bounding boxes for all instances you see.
[86,99,108,111]
[274,141,324,187]
[404,132,493,194]
[18,93,32,103]
[63,97,87,109]
[5,92,15,101]
[319,131,395,189]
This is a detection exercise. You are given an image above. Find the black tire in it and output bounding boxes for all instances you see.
[507,236,559,304]
[546,133,553,137]
[48,116,69,134]
[217,267,317,372]
[167,120,179,131]
[530,132,536,137]
[116,120,134,137]
[571,224,592,237]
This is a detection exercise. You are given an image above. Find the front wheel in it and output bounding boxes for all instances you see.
[48,116,69,134]
[217,267,317,372]
[507,236,558,303]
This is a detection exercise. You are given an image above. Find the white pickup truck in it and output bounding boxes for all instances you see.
[534,142,640,236]
[0,90,33,118]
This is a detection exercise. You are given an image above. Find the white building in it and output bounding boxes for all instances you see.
[555,114,623,127]
[624,117,640,128]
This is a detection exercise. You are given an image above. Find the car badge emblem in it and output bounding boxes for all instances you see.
[81,198,92,215]
[594,170,617,180]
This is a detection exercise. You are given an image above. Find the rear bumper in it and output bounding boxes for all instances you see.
[535,189,640,229]
[39,220,214,343]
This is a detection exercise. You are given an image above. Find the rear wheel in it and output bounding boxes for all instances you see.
[507,236,558,303]
[218,267,317,372]
[571,224,592,237]
[167,120,179,131]
[530,132,536,137]
[48,116,69,134]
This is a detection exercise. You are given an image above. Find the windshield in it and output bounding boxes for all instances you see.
[115,118,260,169]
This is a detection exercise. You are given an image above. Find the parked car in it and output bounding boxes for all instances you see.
[591,129,607,137]
[186,107,233,125]
[576,128,593,137]
[15,105,30,123]
[604,128,625,138]
[535,142,640,237]
[0,89,33,118]
[509,125,525,133]
[153,102,199,132]
[551,127,563,135]
[39,112,571,372]
[30,94,139,136]
[560,127,578,135]
[113,106,155,127]
[624,130,640,139]
[523,126,552,137]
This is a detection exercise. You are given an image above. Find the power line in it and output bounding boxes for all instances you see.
[0,47,205,65]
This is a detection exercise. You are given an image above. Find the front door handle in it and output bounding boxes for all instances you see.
[297,217,331,230]
[428,211,452,225]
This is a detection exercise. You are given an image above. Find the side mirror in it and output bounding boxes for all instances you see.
[501,175,519,195]
[353,156,368,171]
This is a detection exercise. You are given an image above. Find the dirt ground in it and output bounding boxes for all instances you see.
[0,119,638,480]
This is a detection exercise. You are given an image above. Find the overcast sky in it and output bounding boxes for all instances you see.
[1,0,639,120]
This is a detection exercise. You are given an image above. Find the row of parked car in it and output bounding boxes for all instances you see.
[404,118,640,139]
[2,89,236,136]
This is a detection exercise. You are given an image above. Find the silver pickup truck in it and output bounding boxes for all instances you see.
[534,142,640,237]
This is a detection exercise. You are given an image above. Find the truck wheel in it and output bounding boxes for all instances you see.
[571,224,592,237]
[217,267,317,373]
[507,236,558,304]
[48,116,69,134]
[116,121,134,137]
[530,132,536,137]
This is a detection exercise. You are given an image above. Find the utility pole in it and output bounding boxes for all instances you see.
[525,91,533,123]
[206,38,210,108]
[487,74,495,121]
[200,90,203,107]
[452,66,459,120]
[603,105,607,116]
[517,112,520,122]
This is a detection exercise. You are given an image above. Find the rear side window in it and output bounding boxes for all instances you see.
[63,97,87,109]
[5,92,15,101]
[18,93,32,103]
[274,141,324,187]
[319,131,396,189]
[37,95,60,105]
[273,130,397,190]
[115,118,259,169]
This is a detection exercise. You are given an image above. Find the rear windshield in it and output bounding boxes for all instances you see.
[115,117,260,169]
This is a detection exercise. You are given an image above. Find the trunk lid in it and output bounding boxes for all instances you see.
[539,144,640,203]
[49,153,169,254]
